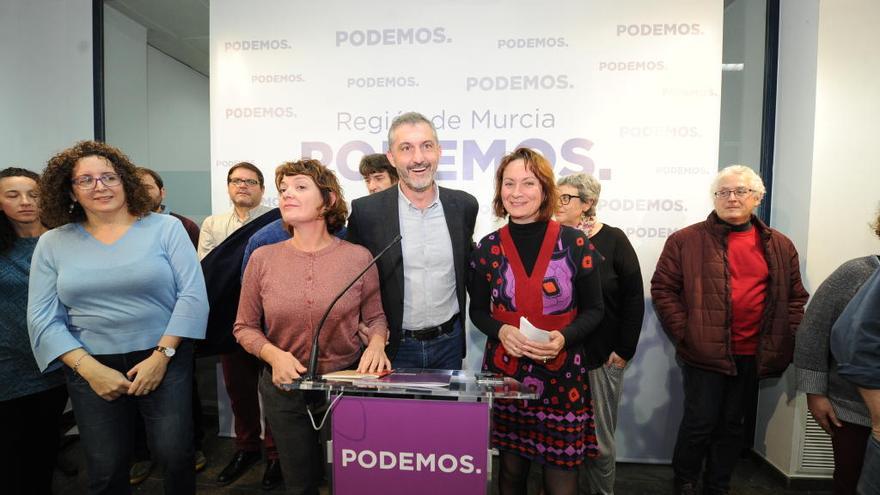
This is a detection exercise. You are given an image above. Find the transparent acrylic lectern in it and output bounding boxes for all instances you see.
[283,369,537,495]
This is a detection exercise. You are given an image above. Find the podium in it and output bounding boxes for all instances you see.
[284,369,537,495]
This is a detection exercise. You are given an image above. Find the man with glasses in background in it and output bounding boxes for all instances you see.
[651,165,808,495]
[198,162,271,259]
[197,162,279,489]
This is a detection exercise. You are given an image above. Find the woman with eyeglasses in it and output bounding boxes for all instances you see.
[0,167,67,495]
[468,148,604,495]
[555,173,644,495]
[27,140,208,494]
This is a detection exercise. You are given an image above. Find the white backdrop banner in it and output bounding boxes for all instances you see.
[211,0,723,462]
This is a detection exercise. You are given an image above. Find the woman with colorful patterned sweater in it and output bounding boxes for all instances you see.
[468,148,604,495]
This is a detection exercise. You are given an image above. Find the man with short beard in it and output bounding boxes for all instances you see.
[347,112,478,370]
[137,168,200,247]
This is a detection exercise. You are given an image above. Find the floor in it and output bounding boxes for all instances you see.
[51,412,833,495]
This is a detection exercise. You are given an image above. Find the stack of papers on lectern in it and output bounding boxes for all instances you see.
[322,369,393,382]
[376,371,452,388]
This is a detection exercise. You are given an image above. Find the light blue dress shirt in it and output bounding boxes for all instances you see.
[397,185,458,330]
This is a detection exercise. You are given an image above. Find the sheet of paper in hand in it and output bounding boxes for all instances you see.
[519,316,551,343]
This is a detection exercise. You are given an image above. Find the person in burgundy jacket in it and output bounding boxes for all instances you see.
[651,165,809,495]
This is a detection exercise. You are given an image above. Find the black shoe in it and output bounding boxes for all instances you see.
[56,454,78,477]
[216,450,261,486]
[674,480,699,495]
[261,459,283,490]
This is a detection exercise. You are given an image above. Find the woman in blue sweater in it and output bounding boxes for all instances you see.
[27,141,209,495]
[0,167,66,494]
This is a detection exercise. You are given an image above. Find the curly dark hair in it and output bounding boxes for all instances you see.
[1,167,41,254]
[274,159,347,234]
[40,141,153,228]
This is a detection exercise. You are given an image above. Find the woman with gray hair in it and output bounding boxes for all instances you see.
[556,173,645,495]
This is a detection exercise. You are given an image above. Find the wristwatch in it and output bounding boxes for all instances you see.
[154,346,176,358]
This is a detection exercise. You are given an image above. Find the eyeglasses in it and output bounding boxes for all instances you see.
[228,178,260,187]
[558,194,585,206]
[713,187,755,199]
[71,173,121,190]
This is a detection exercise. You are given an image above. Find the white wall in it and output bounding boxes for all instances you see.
[146,46,210,221]
[147,46,210,174]
[757,0,880,478]
[805,0,880,279]
[104,4,148,162]
[104,4,210,221]
[0,0,93,170]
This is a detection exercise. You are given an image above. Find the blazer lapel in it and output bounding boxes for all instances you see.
[382,189,404,298]
[439,187,464,279]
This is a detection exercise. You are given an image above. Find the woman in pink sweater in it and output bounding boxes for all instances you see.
[234,159,390,495]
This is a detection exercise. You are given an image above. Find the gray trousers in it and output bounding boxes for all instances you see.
[579,364,626,495]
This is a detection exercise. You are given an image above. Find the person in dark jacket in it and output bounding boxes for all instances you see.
[556,172,644,495]
[347,112,478,370]
[651,165,808,495]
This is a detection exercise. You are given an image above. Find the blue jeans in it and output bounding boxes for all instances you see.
[860,435,880,495]
[66,342,195,495]
[393,318,464,370]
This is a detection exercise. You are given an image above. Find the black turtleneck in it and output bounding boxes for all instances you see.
[723,218,753,232]
[468,221,604,346]
[507,220,548,276]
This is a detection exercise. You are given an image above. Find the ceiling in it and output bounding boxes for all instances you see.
[104,0,744,78]
[105,0,209,76]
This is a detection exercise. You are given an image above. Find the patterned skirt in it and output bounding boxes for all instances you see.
[483,339,597,469]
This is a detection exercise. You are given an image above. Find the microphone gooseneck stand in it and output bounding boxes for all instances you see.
[303,233,402,382]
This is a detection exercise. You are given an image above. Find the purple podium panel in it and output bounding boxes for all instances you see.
[332,396,490,494]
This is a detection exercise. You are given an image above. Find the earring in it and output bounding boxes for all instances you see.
[69,201,76,213]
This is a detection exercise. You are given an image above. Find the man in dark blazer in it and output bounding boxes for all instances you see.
[347,111,478,370]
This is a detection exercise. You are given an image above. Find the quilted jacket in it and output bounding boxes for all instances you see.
[651,212,809,377]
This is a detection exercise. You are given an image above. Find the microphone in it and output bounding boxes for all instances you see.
[303,234,402,381]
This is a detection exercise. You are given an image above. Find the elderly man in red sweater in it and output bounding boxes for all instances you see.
[651,165,808,495]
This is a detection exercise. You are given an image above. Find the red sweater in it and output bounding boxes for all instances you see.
[727,227,768,355]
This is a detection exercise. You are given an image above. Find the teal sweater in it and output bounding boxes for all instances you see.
[0,237,64,400]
